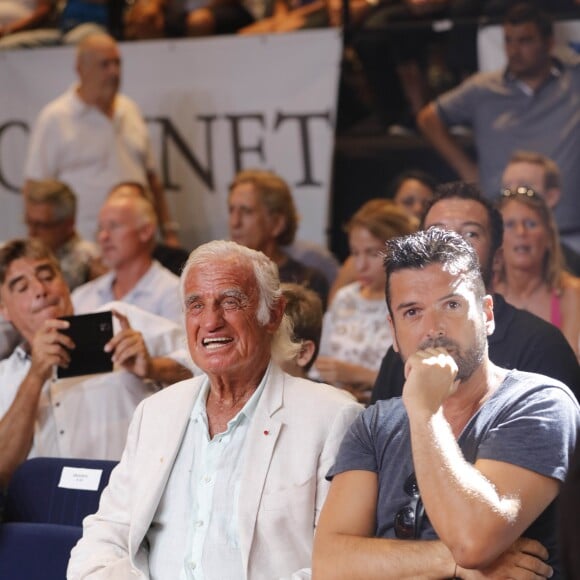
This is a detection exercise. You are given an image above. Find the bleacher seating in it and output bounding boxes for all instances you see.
[3,457,117,527]
[0,522,82,580]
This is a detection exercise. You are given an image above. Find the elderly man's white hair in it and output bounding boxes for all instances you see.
[181,240,300,364]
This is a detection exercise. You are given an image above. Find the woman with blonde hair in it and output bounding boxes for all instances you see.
[495,186,580,358]
[312,199,416,403]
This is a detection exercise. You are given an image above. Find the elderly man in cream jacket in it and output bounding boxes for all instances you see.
[68,240,361,580]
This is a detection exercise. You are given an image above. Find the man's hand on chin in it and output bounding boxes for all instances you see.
[402,347,459,415]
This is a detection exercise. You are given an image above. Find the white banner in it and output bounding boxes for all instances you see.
[0,29,342,248]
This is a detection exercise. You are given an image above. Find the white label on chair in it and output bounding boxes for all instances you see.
[58,467,103,491]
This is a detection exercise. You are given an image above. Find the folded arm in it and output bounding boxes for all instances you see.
[410,409,558,568]
[313,470,553,580]
[403,349,559,568]
[313,470,456,579]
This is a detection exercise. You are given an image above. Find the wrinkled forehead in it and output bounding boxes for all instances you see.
[185,256,257,291]
[425,199,490,231]
[2,257,57,289]
[228,182,262,206]
[389,263,472,303]
[99,197,136,221]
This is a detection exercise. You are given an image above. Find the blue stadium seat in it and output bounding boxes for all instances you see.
[0,522,82,580]
[3,457,117,527]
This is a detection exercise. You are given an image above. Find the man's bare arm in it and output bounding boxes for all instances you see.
[0,372,45,488]
[313,470,553,580]
[458,538,552,579]
[411,410,558,568]
[0,319,73,487]
[312,470,456,580]
[417,103,478,183]
[107,310,192,386]
[0,0,52,36]
[403,349,559,568]
[147,356,192,385]
[147,170,180,247]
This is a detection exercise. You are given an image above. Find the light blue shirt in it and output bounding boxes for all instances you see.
[146,364,270,580]
[71,260,182,324]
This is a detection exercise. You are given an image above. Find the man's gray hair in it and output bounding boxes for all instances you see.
[181,240,300,363]
[26,180,76,222]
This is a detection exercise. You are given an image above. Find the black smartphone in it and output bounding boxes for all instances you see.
[56,311,114,379]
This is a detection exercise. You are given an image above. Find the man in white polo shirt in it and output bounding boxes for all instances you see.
[24,32,180,246]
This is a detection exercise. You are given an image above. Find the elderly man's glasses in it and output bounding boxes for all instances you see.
[500,186,539,199]
[394,473,427,539]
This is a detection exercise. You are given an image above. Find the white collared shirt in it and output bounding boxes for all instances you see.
[147,365,270,580]
[0,301,191,460]
[72,261,182,324]
[25,86,156,242]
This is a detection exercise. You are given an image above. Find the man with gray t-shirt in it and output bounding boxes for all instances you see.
[418,4,580,252]
[312,228,580,579]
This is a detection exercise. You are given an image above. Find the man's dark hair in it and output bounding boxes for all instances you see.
[0,239,60,287]
[388,169,438,198]
[421,181,504,264]
[504,2,553,39]
[384,228,485,315]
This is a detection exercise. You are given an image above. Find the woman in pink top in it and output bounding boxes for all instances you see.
[495,187,580,359]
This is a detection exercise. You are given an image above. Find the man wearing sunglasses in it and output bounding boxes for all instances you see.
[313,227,580,579]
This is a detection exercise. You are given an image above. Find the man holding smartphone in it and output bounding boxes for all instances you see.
[0,238,192,489]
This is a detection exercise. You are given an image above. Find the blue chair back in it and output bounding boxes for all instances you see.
[0,522,82,579]
[3,457,117,527]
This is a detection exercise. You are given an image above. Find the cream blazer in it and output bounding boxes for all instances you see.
[67,365,361,580]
